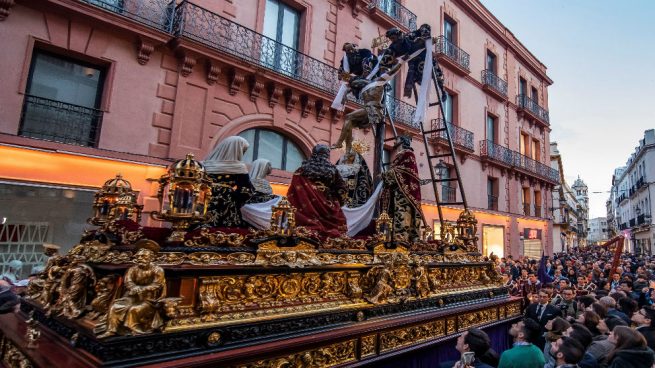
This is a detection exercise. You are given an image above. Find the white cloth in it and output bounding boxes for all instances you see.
[342,183,383,237]
[241,196,282,229]
[412,38,433,126]
[331,54,350,110]
[203,136,249,174]
[241,183,382,236]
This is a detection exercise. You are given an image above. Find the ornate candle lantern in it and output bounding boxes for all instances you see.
[376,212,392,242]
[151,153,212,242]
[455,209,479,248]
[88,174,142,226]
[270,197,296,236]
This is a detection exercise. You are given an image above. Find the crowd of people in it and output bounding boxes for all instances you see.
[448,246,655,368]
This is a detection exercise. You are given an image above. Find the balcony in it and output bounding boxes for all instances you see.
[523,203,532,216]
[368,0,417,31]
[481,70,508,101]
[480,140,560,185]
[637,214,646,225]
[434,36,470,75]
[173,1,416,126]
[429,119,474,152]
[517,94,549,125]
[488,195,498,211]
[82,0,174,31]
[19,95,103,147]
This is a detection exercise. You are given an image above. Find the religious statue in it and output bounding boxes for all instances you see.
[247,158,277,204]
[412,256,431,298]
[331,61,403,154]
[338,43,376,79]
[35,255,68,309]
[287,144,348,238]
[54,255,96,319]
[364,265,393,304]
[381,136,427,243]
[100,248,166,337]
[87,275,118,322]
[335,148,373,207]
[203,136,255,228]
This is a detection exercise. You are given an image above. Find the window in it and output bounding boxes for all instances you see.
[520,133,530,156]
[238,129,305,171]
[522,187,531,216]
[444,16,456,44]
[486,50,496,74]
[487,177,498,211]
[486,114,497,143]
[532,139,540,161]
[442,90,456,124]
[262,0,300,74]
[439,164,455,203]
[534,191,542,217]
[531,86,538,102]
[385,79,397,118]
[519,77,527,97]
[19,50,105,146]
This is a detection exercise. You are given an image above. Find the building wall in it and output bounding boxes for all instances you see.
[0,0,556,256]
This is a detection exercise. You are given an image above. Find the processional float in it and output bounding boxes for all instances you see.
[0,26,521,368]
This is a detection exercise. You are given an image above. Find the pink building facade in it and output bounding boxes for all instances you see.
[0,0,557,258]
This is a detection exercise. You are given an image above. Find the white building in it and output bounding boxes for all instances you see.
[588,217,608,245]
[551,142,587,252]
[611,129,655,255]
[571,176,589,247]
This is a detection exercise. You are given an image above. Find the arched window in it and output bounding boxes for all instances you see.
[238,128,305,172]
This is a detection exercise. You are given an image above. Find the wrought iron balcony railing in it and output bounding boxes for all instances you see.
[19,95,103,147]
[488,195,498,211]
[82,0,174,31]
[480,140,560,184]
[523,203,532,216]
[442,185,456,203]
[481,70,508,97]
[173,1,416,126]
[369,0,417,31]
[435,36,470,72]
[517,94,549,124]
[430,119,474,151]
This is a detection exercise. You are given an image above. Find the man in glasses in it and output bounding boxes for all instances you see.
[632,306,655,350]
[552,287,578,320]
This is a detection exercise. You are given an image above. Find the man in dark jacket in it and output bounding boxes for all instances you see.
[632,306,655,350]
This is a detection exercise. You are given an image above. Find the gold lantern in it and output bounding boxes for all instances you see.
[270,197,296,236]
[88,174,142,226]
[151,153,212,242]
[455,209,479,248]
[375,212,392,242]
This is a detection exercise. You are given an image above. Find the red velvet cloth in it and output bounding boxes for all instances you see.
[287,174,347,238]
[386,149,425,221]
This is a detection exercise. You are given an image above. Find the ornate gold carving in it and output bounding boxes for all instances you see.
[52,256,96,319]
[0,336,33,368]
[457,307,498,331]
[446,318,456,334]
[321,236,367,250]
[184,227,245,247]
[25,312,40,349]
[360,334,377,358]
[207,331,222,345]
[234,339,357,368]
[379,320,445,353]
[100,249,167,337]
[270,197,296,236]
[87,275,118,323]
[255,241,320,268]
[506,301,522,317]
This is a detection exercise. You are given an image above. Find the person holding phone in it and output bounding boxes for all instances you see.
[452,328,497,368]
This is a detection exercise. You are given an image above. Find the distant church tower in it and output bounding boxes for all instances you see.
[571,176,589,246]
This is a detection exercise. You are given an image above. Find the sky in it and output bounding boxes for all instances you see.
[480,0,655,218]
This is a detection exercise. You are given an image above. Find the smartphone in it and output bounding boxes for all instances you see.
[649,280,655,289]
[461,352,475,365]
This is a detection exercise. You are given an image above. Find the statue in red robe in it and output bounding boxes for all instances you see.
[381,136,426,242]
[287,144,348,238]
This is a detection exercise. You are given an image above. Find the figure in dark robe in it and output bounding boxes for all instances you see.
[403,24,432,98]
[287,144,348,238]
[336,151,372,207]
[381,136,427,243]
[339,43,376,79]
[203,136,254,228]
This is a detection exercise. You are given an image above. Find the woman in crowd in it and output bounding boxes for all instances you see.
[543,317,570,368]
[607,325,655,368]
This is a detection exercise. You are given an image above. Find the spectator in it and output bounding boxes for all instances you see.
[550,336,585,368]
[588,315,628,366]
[498,319,545,368]
[600,296,631,325]
[551,287,577,319]
[524,290,561,349]
[543,317,571,368]
[453,328,497,368]
[575,311,602,338]
[617,297,638,319]
[606,326,655,368]
[619,280,640,301]
[632,306,655,350]
[589,302,607,319]
[563,323,596,368]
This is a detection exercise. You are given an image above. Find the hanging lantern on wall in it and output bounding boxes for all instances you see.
[151,153,212,242]
[376,212,392,242]
[88,174,142,226]
[270,197,296,236]
[455,209,479,248]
